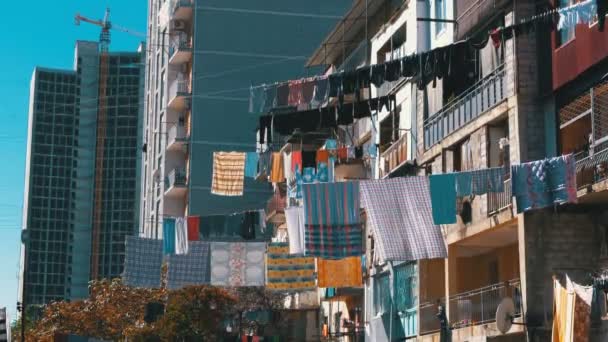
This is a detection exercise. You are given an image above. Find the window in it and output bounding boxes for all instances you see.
[557,0,575,46]
[373,273,391,316]
[435,0,447,35]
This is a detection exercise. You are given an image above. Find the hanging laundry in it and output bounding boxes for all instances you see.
[325,139,338,150]
[263,84,277,112]
[302,181,362,259]
[258,150,272,178]
[244,152,259,178]
[316,162,329,183]
[283,151,293,181]
[258,115,272,144]
[317,256,363,288]
[599,0,607,31]
[342,71,358,95]
[240,211,258,240]
[360,177,447,262]
[511,154,577,213]
[311,76,329,108]
[163,218,176,255]
[288,80,303,107]
[212,152,246,196]
[347,146,356,160]
[455,171,473,197]
[302,167,316,183]
[384,59,401,82]
[316,150,329,164]
[166,241,211,290]
[187,216,200,241]
[301,78,316,108]
[270,152,285,183]
[471,168,505,195]
[175,217,189,255]
[557,0,597,31]
[266,243,316,291]
[429,174,457,224]
[123,236,163,288]
[285,206,306,254]
[370,63,386,87]
[249,85,265,114]
[337,147,348,161]
[291,151,303,174]
[210,242,266,287]
[276,83,289,107]
[328,72,343,98]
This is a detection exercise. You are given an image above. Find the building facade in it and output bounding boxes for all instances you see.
[140,0,351,238]
[19,41,144,306]
[247,0,608,341]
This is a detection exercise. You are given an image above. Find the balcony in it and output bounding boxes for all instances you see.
[487,178,512,216]
[169,34,192,65]
[455,0,510,40]
[166,124,188,152]
[171,0,193,21]
[419,300,444,335]
[167,78,191,111]
[448,279,522,329]
[424,64,508,149]
[164,168,187,197]
[380,132,409,178]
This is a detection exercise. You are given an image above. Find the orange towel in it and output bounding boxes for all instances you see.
[317,256,362,288]
[316,150,330,164]
[270,152,285,183]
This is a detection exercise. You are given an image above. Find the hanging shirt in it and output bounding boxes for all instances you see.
[283,152,293,182]
[285,206,305,254]
[269,152,285,183]
[187,216,200,241]
[175,217,189,255]
[244,152,259,178]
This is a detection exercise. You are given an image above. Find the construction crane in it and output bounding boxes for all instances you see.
[74,8,145,281]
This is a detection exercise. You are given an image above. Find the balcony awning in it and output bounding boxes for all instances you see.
[306,0,386,67]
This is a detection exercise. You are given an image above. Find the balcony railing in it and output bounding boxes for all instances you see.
[419,300,444,335]
[166,124,188,151]
[575,147,608,189]
[168,78,190,110]
[448,279,521,329]
[424,64,508,149]
[487,178,512,216]
[381,133,409,178]
[164,168,187,190]
[169,34,192,64]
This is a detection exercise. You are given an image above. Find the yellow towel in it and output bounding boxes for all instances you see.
[317,256,362,288]
[270,152,285,183]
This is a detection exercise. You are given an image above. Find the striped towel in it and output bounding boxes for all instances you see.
[266,243,316,291]
[211,152,246,196]
[302,181,363,259]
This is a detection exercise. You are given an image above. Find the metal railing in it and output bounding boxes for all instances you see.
[381,133,408,178]
[169,33,192,58]
[575,147,608,189]
[487,178,512,216]
[167,124,188,147]
[169,78,190,100]
[419,300,445,335]
[448,279,521,329]
[424,64,508,149]
[165,168,187,189]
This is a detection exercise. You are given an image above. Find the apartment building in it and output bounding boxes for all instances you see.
[140,0,351,238]
[20,41,144,306]
[248,0,608,341]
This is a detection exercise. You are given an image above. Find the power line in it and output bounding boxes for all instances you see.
[194,6,343,20]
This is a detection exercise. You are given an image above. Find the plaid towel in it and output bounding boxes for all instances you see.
[123,236,163,288]
[360,177,447,262]
[302,182,362,259]
[167,241,210,290]
[266,243,316,291]
[211,152,246,196]
[210,242,266,287]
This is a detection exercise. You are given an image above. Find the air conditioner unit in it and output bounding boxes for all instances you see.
[170,19,186,31]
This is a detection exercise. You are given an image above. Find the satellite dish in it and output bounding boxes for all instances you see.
[496,297,516,334]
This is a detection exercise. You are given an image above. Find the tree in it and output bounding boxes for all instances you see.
[228,287,288,337]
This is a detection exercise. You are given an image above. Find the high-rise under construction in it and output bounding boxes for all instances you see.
[19,40,144,306]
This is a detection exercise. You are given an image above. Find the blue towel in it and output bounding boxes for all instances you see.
[244,152,259,178]
[163,218,176,255]
[429,174,457,224]
[455,172,473,196]
[471,168,504,195]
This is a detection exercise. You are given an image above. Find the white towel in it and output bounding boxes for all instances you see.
[175,217,189,255]
[285,206,305,254]
[283,151,293,182]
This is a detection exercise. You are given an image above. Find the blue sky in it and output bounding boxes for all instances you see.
[0,0,146,320]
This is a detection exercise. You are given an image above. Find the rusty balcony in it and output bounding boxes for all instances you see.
[380,132,409,178]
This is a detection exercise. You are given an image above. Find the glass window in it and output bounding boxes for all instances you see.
[373,273,391,316]
[435,0,447,35]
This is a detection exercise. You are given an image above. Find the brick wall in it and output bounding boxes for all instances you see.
[522,209,607,331]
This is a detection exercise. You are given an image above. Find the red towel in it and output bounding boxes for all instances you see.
[187,216,199,241]
[316,150,329,164]
[291,151,302,173]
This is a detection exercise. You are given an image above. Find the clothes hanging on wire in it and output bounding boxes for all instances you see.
[163,218,176,255]
[211,152,246,196]
[244,152,259,178]
[187,216,200,241]
[175,217,189,255]
[429,174,457,224]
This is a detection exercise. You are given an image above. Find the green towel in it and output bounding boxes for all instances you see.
[429,174,457,224]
